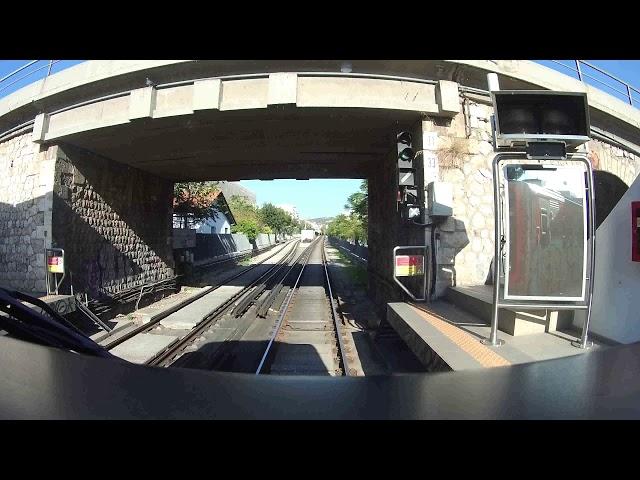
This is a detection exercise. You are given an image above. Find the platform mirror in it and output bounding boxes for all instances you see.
[502,162,588,301]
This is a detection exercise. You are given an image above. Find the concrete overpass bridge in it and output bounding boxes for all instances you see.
[1,60,640,332]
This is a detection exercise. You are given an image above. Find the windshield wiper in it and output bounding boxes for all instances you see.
[0,287,116,359]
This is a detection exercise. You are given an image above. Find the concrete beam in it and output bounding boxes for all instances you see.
[3,60,640,146]
[297,77,439,112]
[436,80,460,116]
[220,79,269,111]
[129,87,157,120]
[192,79,221,111]
[268,73,297,105]
[32,113,49,143]
[0,60,191,120]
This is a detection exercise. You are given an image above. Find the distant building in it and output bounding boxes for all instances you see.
[173,191,236,234]
[277,204,300,220]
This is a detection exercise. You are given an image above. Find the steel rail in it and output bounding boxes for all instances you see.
[191,240,282,272]
[103,239,296,350]
[255,239,322,317]
[229,245,304,318]
[321,237,352,376]
[191,238,324,371]
[146,239,306,367]
[254,237,321,374]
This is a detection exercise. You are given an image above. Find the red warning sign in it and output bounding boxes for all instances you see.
[47,256,64,273]
[395,255,424,277]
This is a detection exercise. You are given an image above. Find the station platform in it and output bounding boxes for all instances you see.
[386,287,608,371]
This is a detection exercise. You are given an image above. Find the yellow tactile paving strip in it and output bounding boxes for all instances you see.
[408,304,511,368]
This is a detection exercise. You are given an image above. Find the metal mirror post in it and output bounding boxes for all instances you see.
[482,153,596,349]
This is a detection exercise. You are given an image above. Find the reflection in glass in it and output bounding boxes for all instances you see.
[504,164,587,300]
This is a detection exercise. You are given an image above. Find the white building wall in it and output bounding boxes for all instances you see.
[586,173,640,343]
[173,212,232,234]
[196,213,231,234]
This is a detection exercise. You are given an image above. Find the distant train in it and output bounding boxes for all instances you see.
[506,178,585,299]
[300,229,318,243]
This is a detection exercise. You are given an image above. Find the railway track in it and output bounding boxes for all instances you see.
[105,236,358,376]
[144,237,319,367]
[102,239,298,351]
[256,236,354,376]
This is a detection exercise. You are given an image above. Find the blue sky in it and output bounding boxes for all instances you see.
[2,59,640,218]
[240,179,362,219]
[0,60,84,97]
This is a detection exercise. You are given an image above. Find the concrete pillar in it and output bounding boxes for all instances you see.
[32,113,49,144]
[129,86,157,120]
[193,79,221,111]
[436,80,461,116]
[268,73,298,105]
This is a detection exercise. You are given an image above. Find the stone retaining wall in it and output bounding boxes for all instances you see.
[427,96,640,297]
[0,133,54,293]
[52,144,174,299]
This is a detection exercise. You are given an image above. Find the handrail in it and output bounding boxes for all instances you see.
[2,59,638,107]
[0,60,59,94]
[547,60,640,107]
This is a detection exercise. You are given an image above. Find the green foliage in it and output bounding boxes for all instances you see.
[345,180,368,223]
[232,219,261,241]
[328,180,368,245]
[228,196,261,225]
[326,213,366,245]
[228,197,301,238]
[258,203,300,235]
[173,181,220,227]
[334,249,367,288]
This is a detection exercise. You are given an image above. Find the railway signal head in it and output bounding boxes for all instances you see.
[491,91,590,150]
[397,130,416,186]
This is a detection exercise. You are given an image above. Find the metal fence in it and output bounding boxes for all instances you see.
[548,60,640,107]
[0,60,60,95]
[328,237,368,263]
[1,59,639,111]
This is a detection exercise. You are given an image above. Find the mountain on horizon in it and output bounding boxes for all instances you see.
[305,217,336,228]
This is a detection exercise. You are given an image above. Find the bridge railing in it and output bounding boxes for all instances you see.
[2,59,639,108]
[0,60,62,96]
[548,60,640,107]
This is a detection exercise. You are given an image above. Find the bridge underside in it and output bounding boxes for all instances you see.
[60,107,421,181]
[33,106,423,314]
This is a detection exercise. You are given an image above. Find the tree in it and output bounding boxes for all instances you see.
[259,203,291,236]
[330,180,368,245]
[232,219,261,241]
[173,181,220,228]
[345,180,368,224]
[228,195,261,225]
[326,214,366,245]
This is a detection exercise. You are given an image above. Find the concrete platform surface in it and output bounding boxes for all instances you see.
[387,301,604,371]
[424,301,606,363]
[446,285,571,336]
[159,285,246,329]
[110,333,178,364]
